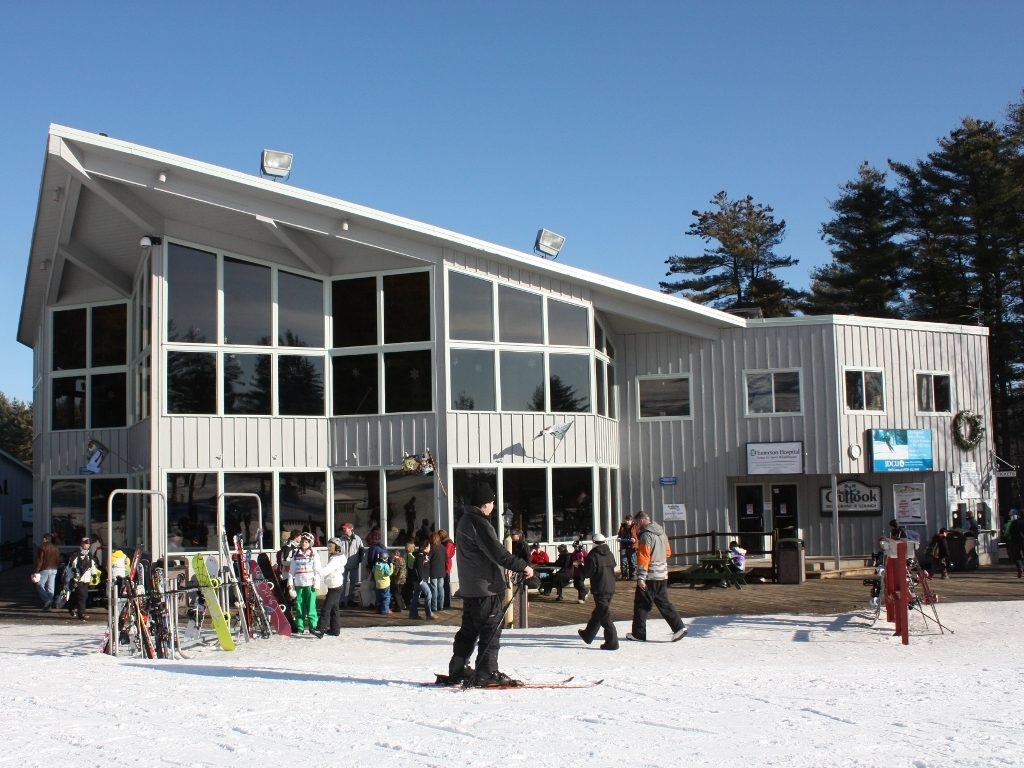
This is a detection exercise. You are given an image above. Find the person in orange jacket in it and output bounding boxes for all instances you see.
[627,511,687,643]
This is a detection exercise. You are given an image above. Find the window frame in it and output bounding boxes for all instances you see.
[915,370,953,414]
[636,373,693,421]
[843,367,886,414]
[743,367,803,417]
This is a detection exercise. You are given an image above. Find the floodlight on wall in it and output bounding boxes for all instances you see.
[534,228,565,259]
[140,236,162,248]
[260,149,294,180]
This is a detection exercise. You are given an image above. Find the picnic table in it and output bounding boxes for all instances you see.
[683,554,746,590]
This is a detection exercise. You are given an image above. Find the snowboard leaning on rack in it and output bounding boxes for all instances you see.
[191,554,236,651]
[251,560,292,637]
[256,552,298,632]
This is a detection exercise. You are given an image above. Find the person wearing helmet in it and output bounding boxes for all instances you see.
[315,538,346,637]
[287,532,323,636]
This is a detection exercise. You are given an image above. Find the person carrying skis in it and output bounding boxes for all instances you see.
[627,511,687,643]
[446,482,533,687]
[316,537,345,636]
[577,533,618,650]
[67,536,99,620]
[336,522,365,608]
[287,532,322,636]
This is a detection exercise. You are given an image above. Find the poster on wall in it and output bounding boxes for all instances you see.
[870,429,933,472]
[893,483,926,525]
[663,503,686,521]
[746,442,804,475]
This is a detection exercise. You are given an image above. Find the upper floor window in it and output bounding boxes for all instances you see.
[448,272,493,341]
[844,369,884,412]
[638,375,691,419]
[745,369,801,415]
[916,372,951,413]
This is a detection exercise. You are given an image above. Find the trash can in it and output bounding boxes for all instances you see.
[777,538,805,584]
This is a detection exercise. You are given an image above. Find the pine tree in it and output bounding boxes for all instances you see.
[0,392,33,465]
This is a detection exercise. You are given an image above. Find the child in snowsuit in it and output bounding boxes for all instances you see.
[372,553,393,615]
[287,532,322,635]
[578,533,619,650]
[389,550,406,612]
[316,537,345,636]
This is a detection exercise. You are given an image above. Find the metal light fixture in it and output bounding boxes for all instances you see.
[139,236,162,248]
[260,149,294,180]
[534,228,565,259]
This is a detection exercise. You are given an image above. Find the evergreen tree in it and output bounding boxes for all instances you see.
[805,163,907,317]
[0,392,32,465]
[661,191,803,316]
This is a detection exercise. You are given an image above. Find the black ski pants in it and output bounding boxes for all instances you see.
[452,593,504,675]
[317,587,342,634]
[630,579,685,640]
[71,581,89,619]
[580,594,618,646]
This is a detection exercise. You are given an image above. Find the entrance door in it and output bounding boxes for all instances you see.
[735,484,764,554]
[771,484,799,537]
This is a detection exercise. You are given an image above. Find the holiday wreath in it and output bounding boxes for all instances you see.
[952,410,985,451]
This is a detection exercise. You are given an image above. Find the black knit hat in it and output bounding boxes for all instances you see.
[470,482,495,507]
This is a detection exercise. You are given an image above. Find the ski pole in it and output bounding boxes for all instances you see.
[473,575,527,676]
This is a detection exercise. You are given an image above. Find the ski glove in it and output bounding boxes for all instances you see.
[288,587,297,600]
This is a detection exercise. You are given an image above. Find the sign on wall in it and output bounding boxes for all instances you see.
[819,480,882,517]
[663,503,686,521]
[746,442,803,475]
[893,483,926,524]
[869,429,933,472]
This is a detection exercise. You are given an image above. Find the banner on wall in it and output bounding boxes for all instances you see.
[893,483,926,525]
[746,442,803,475]
[870,429,933,472]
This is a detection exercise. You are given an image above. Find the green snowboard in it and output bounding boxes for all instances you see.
[191,554,236,651]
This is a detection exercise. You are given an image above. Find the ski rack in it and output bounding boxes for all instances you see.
[878,537,952,644]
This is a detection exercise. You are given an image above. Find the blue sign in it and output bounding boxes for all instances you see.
[870,429,933,472]
[658,476,678,486]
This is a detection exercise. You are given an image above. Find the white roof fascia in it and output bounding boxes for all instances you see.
[749,314,989,337]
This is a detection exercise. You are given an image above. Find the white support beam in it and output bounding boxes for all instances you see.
[58,241,133,297]
[256,216,329,273]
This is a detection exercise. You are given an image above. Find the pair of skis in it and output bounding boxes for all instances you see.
[427,674,602,690]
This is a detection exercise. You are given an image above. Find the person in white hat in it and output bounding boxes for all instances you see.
[316,538,346,636]
[577,533,619,650]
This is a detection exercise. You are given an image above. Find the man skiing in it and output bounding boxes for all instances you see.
[447,482,533,687]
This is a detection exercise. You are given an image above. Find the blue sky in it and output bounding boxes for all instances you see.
[3,1,1023,402]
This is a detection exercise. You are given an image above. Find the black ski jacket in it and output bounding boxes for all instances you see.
[455,506,528,598]
[582,542,617,597]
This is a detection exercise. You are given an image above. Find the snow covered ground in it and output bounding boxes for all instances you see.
[2,602,1021,768]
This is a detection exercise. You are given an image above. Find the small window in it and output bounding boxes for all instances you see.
[547,300,589,347]
[450,349,495,411]
[223,257,271,346]
[845,369,884,412]
[499,351,544,411]
[448,272,494,341]
[332,277,377,347]
[167,244,217,343]
[332,354,378,415]
[278,271,324,348]
[91,304,128,367]
[745,369,801,415]
[499,286,543,344]
[167,351,217,414]
[52,308,87,371]
[917,373,951,413]
[384,349,432,413]
[638,375,691,419]
[383,272,430,344]
[52,376,86,430]
[278,355,325,415]
[549,354,590,413]
[224,353,272,415]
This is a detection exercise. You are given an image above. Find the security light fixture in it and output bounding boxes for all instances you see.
[260,149,294,180]
[140,236,162,248]
[534,228,565,259]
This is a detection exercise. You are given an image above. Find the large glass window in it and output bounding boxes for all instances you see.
[386,471,435,546]
[745,369,801,415]
[452,469,498,534]
[638,375,691,419]
[279,472,327,544]
[167,244,216,343]
[168,473,218,551]
[845,369,884,412]
[916,372,951,413]
[224,353,272,415]
[332,277,377,347]
[332,471,381,540]
[448,272,493,341]
[499,286,543,344]
[547,300,589,346]
[91,372,127,428]
[552,467,593,540]
[223,257,272,346]
[278,355,325,415]
[502,468,547,542]
[91,478,128,549]
[332,354,378,415]
[92,304,127,367]
[52,376,86,430]
[167,351,217,415]
[549,354,590,413]
[384,350,432,413]
[384,272,430,343]
[278,271,324,348]
[499,351,544,411]
[51,479,87,546]
[451,349,495,411]
[52,308,86,370]
[223,472,274,549]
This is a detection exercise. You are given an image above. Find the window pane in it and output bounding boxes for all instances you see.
[51,479,87,546]
[332,277,377,347]
[91,477,128,549]
[549,354,590,413]
[224,353,272,415]
[52,376,86,430]
[92,304,127,367]
[167,244,217,343]
[278,271,324,347]
[278,355,325,415]
[53,308,86,370]
[502,468,547,542]
[384,272,430,343]
[547,300,588,346]
[333,471,381,540]
[384,350,432,413]
[638,377,690,418]
[279,472,327,544]
[916,374,932,411]
[865,371,884,411]
[450,349,495,411]
[552,467,593,540]
[223,257,271,346]
[224,472,274,548]
[594,320,605,354]
[934,375,951,412]
[168,472,218,551]
[845,370,864,410]
[452,469,498,534]
[386,471,435,546]
[499,351,544,412]
[608,364,617,419]
[91,372,127,428]
[332,354,378,415]
[448,272,493,341]
[746,372,773,414]
[167,351,216,414]
[596,361,607,417]
[773,371,801,413]
[499,286,543,344]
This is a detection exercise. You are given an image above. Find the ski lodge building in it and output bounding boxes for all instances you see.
[18,125,999,574]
